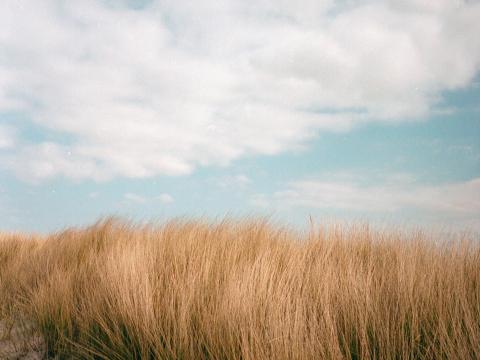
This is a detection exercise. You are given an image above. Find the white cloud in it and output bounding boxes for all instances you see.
[157,193,174,204]
[1,0,480,180]
[217,174,251,189]
[123,192,146,204]
[6,142,106,182]
[0,124,15,149]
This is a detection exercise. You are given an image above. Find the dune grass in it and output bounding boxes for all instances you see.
[0,218,479,359]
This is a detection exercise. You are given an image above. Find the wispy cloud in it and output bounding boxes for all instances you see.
[157,193,174,204]
[1,0,479,181]
[123,193,146,204]
[250,194,270,209]
[124,192,173,204]
[0,124,15,149]
[88,192,99,199]
[275,178,480,213]
[217,174,251,189]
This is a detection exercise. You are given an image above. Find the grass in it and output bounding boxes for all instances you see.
[0,218,479,359]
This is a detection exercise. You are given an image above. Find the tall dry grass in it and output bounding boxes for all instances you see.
[0,218,479,359]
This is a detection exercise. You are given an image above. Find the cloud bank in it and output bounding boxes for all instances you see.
[263,175,480,230]
[275,177,480,213]
[1,0,480,180]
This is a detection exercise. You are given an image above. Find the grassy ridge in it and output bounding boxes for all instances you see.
[1,219,479,359]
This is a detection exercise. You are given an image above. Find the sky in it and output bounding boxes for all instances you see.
[0,0,479,233]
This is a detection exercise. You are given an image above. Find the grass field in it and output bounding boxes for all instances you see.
[1,218,479,359]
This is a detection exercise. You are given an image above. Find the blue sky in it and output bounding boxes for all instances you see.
[0,0,479,233]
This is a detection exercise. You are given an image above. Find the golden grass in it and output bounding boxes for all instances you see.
[0,218,479,359]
